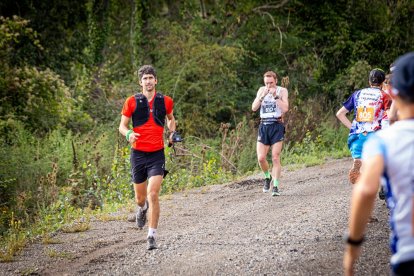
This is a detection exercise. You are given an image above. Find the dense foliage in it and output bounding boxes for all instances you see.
[0,0,413,260]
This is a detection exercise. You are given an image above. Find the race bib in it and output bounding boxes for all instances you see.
[356,107,374,122]
[262,104,277,114]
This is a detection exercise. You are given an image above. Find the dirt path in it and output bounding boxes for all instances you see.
[0,158,390,275]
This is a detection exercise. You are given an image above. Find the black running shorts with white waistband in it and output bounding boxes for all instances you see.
[257,121,285,146]
[130,148,165,184]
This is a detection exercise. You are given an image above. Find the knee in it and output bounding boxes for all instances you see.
[272,154,281,164]
[257,154,267,163]
[135,193,146,205]
[147,190,159,204]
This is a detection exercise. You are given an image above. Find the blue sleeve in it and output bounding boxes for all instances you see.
[342,92,355,111]
[362,134,385,160]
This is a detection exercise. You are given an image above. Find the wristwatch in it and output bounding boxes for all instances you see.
[344,233,364,246]
[274,95,280,100]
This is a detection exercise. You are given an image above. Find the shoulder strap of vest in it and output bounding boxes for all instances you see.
[134,92,165,104]
[134,92,165,102]
[276,86,282,96]
[154,92,166,108]
[154,92,166,109]
[135,92,164,100]
[134,93,146,100]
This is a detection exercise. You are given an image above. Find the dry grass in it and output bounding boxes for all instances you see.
[61,221,90,233]
[19,267,39,275]
[41,234,62,245]
[0,229,26,262]
[45,248,73,259]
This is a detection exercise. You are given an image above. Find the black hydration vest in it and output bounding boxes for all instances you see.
[131,93,166,127]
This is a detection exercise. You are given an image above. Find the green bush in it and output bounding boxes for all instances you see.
[0,65,74,134]
[282,120,349,167]
[0,124,123,233]
[146,19,247,137]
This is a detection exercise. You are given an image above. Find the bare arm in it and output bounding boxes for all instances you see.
[166,112,177,143]
[252,87,267,112]
[119,115,131,136]
[119,115,140,143]
[343,154,383,275]
[275,88,289,113]
[336,106,352,129]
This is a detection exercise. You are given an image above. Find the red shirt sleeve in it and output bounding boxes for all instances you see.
[121,96,136,117]
[164,95,174,114]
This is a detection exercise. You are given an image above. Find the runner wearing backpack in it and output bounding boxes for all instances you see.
[119,65,177,250]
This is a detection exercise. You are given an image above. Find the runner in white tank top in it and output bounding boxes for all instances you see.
[259,86,283,123]
[252,71,289,196]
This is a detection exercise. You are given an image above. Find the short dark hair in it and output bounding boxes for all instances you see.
[369,68,385,85]
[138,65,157,80]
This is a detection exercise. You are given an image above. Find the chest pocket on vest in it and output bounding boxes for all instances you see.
[132,93,166,127]
[153,94,166,127]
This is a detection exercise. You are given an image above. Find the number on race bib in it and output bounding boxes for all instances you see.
[356,106,374,122]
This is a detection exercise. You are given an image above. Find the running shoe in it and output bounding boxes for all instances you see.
[263,176,272,192]
[272,185,280,196]
[147,236,157,250]
[136,200,148,229]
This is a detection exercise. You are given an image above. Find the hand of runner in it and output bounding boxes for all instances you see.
[129,132,140,143]
[168,132,174,145]
[271,88,279,99]
[266,85,276,96]
[260,86,274,98]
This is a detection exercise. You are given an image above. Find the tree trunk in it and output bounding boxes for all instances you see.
[200,0,207,18]
[166,0,180,19]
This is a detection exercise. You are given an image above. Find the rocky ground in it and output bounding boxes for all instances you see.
[0,158,390,275]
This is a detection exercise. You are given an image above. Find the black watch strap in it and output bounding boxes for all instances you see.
[344,233,364,246]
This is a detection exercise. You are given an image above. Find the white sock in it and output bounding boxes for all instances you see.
[148,228,156,238]
[140,200,148,211]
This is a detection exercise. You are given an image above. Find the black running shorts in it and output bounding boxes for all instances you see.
[130,149,165,184]
[257,122,285,146]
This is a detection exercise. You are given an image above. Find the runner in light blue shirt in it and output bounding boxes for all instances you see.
[344,52,414,276]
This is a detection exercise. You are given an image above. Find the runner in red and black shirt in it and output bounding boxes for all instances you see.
[119,65,176,250]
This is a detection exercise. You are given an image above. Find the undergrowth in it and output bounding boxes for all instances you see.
[0,117,349,262]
